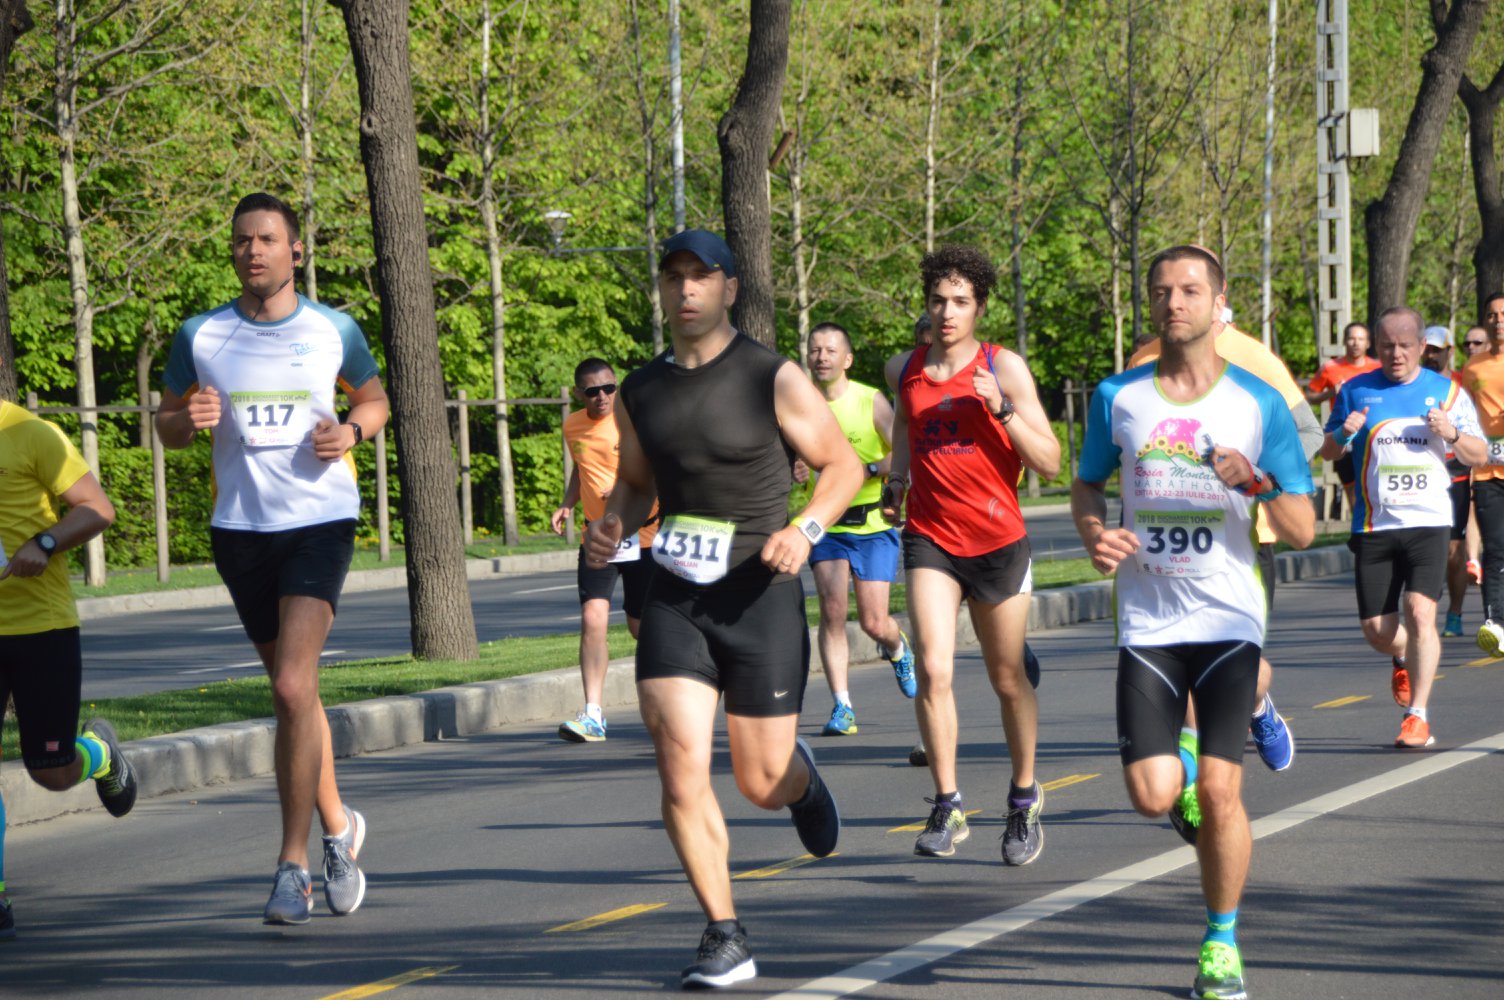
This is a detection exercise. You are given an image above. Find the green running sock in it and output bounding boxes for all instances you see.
[75,733,110,784]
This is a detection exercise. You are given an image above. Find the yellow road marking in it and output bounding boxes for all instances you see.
[735,852,836,879]
[889,808,982,833]
[1314,695,1370,709]
[1041,773,1100,791]
[1464,655,1503,666]
[318,965,459,1000]
[545,903,666,933]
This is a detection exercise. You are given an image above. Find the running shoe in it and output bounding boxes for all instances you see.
[1467,558,1483,585]
[821,702,858,736]
[1478,619,1504,659]
[322,806,367,916]
[1442,613,1463,638]
[558,710,607,743]
[1390,658,1411,708]
[908,741,928,767]
[1191,940,1248,1000]
[83,718,137,818]
[913,796,969,857]
[1001,782,1045,866]
[1395,713,1435,749]
[681,921,756,989]
[789,738,839,858]
[1249,696,1295,772]
[1023,641,1041,689]
[889,631,917,699]
[263,862,314,925]
[0,895,14,941]
[1170,782,1201,846]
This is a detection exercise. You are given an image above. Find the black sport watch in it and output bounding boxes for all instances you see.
[33,531,58,558]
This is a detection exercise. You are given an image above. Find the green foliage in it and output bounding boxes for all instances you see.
[510,430,566,534]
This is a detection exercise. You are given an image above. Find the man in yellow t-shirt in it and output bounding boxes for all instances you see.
[1129,309,1320,777]
[550,357,658,741]
[1465,293,1504,657]
[0,359,136,937]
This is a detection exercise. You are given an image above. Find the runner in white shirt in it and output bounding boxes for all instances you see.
[156,193,390,925]
[1073,245,1316,1000]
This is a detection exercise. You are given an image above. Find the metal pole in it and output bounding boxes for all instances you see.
[457,389,473,546]
[561,386,576,546]
[1316,0,1353,529]
[669,0,685,232]
[149,391,169,583]
[1260,0,1277,348]
[376,428,391,561]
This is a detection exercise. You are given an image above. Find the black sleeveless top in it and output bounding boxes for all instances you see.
[621,333,794,585]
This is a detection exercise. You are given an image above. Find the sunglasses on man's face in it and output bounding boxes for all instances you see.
[1465,340,1487,348]
[583,383,617,399]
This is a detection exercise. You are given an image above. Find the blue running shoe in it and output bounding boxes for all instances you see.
[889,631,917,699]
[1249,695,1294,772]
[822,702,857,736]
[1023,642,1041,689]
[558,711,607,743]
[1442,612,1463,638]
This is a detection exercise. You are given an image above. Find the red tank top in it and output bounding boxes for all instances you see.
[901,343,1025,556]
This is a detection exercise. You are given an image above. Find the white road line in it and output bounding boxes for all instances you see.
[178,661,262,674]
[200,624,244,632]
[512,584,577,596]
[320,649,347,657]
[771,731,1504,1000]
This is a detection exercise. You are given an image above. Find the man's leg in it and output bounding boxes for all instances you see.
[579,597,612,706]
[638,676,732,921]
[1402,589,1442,722]
[726,711,808,810]
[812,559,853,704]
[968,593,1037,791]
[909,567,965,795]
[1447,539,1469,618]
[853,577,903,653]
[1196,757,1250,912]
[1474,480,1504,654]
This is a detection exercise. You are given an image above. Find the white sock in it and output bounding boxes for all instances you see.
[834,691,851,708]
[1251,695,1271,719]
[585,703,604,723]
[1406,706,1428,722]
[886,637,908,661]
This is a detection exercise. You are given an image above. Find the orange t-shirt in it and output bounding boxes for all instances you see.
[1462,350,1504,481]
[563,409,658,544]
[1307,355,1380,394]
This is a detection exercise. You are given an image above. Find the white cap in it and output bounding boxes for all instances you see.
[1423,325,1452,348]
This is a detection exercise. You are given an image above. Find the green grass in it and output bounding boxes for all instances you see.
[69,533,573,599]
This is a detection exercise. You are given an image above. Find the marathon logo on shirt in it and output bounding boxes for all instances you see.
[916,418,978,458]
[290,342,318,357]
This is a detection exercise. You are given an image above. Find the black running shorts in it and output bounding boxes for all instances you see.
[1257,542,1276,614]
[1449,477,1471,542]
[576,546,653,620]
[1334,451,1356,488]
[0,627,83,769]
[902,531,1032,605]
[1347,526,1450,620]
[211,518,357,645]
[1117,640,1261,767]
[634,573,809,718]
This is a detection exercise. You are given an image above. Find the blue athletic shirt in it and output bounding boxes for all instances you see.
[1324,368,1481,534]
[1080,362,1315,647]
[164,295,381,531]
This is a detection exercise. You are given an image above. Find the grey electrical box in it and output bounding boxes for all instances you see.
[1349,108,1380,158]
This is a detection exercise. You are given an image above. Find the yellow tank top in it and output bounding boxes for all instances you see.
[827,381,889,535]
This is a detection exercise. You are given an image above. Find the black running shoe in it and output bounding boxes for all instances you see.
[681,920,756,989]
[788,738,840,858]
[0,895,15,941]
[83,718,137,818]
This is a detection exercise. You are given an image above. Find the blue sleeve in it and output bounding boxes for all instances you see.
[1077,380,1121,484]
[1323,382,1350,434]
[1260,390,1315,495]
[315,303,381,389]
[162,318,203,397]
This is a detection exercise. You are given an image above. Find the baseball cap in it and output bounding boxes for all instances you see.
[658,229,736,279]
[1423,325,1452,348]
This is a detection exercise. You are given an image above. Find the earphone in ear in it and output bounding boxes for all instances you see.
[293,249,303,264]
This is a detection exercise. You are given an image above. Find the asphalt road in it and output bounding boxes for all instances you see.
[79,502,1115,699]
[6,569,1501,998]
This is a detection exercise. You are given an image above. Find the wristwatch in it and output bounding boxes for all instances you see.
[864,462,880,478]
[33,531,58,558]
[993,395,1015,424]
[791,515,825,547]
[347,421,364,445]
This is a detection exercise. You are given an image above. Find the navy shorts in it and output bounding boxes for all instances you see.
[809,528,900,582]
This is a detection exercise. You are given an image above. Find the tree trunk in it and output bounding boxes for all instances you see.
[54,0,105,585]
[0,0,32,403]
[135,317,161,447]
[1365,0,1487,323]
[1009,68,1038,498]
[629,0,664,354]
[479,4,519,546]
[1460,60,1504,322]
[335,0,479,661]
[300,0,319,300]
[717,0,790,349]
[923,0,940,253]
[789,118,811,368]
[1110,193,1124,373]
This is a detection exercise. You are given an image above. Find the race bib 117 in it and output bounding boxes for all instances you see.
[230,389,312,448]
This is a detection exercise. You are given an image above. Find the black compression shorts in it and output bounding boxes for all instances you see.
[1117,640,1261,766]
[634,573,809,717]
[0,627,83,770]
[902,532,1032,605]
[576,547,653,620]
[1347,526,1450,619]
[1449,477,1471,543]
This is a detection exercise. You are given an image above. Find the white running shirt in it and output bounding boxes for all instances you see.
[164,295,381,531]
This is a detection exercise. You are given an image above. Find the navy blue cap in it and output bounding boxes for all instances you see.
[658,228,736,279]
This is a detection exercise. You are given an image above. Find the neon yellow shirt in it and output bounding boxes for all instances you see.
[826,381,890,535]
[0,401,91,634]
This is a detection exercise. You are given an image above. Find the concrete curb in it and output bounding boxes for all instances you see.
[74,548,578,621]
[6,544,1354,826]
